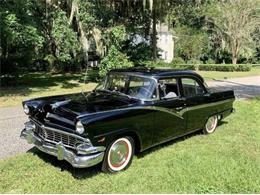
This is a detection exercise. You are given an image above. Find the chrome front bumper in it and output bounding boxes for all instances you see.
[20,124,105,168]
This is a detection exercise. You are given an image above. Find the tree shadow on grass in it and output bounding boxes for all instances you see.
[27,147,102,179]
[1,72,84,97]
[137,120,227,159]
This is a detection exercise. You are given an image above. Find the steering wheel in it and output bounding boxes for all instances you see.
[128,89,135,96]
[138,87,151,98]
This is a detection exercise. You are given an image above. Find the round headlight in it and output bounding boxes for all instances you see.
[76,121,85,134]
[23,104,30,115]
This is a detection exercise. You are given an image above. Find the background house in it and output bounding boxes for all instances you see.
[157,24,177,63]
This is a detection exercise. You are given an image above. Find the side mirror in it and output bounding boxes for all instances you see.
[158,82,166,91]
[204,93,211,97]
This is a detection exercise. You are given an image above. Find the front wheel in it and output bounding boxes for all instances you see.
[102,136,134,173]
[203,115,218,134]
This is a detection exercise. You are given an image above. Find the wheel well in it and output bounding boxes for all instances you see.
[115,132,141,154]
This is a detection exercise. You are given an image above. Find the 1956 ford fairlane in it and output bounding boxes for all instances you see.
[21,68,235,173]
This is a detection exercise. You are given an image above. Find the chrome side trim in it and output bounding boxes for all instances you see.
[143,106,184,119]
[78,98,234,120]
[178,98,235,115]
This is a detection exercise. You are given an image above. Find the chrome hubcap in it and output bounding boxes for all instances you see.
[206,116,217,133]
[109,140,129,168]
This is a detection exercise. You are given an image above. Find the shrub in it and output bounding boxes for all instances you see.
[99,46,133,77]
[206,58,215,64]
[171,64,197,70]
[141,60,170,68]
[198,64,252,72]
[142,61,252,72]
[186,59,202,65]
[85,68,100,82]
[172,57,185,64]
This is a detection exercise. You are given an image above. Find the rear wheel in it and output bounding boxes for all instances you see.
[102,136,134,173]
[203,115,218,134]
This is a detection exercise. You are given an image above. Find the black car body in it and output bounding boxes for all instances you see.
[21,69,235,172]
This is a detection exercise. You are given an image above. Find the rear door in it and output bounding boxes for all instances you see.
[180,77,208,132]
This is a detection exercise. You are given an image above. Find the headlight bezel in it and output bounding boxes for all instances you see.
[23,104,30,115]
[76,120,85,134]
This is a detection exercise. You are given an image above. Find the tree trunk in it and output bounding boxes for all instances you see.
[231,39,239,64]
[232,56,237,64]
[152,6,157,61]
[69,0,76,25]
[78,22,89,63]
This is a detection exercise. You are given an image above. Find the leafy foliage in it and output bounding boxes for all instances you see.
[51,10,80,63]
[1,0,259,78]
[122,41,153,64]
[0,0,44,74]
[99,45,133,77]
[174,26,209,61]
[205,0,260,64]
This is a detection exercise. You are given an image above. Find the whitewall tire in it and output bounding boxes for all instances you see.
[102,136,134,173]
[203,115,218,134]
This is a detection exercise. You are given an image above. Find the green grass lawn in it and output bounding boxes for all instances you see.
[1,67,260,107]
[0,72,97,107]
[0,99,259,193]
[197,66,260,80]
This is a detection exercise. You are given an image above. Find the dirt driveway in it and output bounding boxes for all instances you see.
[0,75,260,160]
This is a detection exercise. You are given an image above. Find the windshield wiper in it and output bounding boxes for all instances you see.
[81,90,89,102]
[96,89,137,100]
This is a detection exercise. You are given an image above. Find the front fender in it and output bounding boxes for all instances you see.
[77,107,155,150]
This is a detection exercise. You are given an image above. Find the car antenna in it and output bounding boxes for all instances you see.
[81,63,89,101]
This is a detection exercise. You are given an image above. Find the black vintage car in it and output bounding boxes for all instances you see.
[21,68,235,173]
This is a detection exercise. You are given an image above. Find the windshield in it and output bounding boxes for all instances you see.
[96,73,158,100]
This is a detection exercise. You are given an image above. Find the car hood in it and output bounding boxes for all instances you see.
[24,91,139,129]
[55,91,139,114]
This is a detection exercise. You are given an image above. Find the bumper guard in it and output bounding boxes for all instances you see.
[20,124,105,168]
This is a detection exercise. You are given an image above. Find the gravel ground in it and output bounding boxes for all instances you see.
[0,75,260,160]
[0,106,30,160]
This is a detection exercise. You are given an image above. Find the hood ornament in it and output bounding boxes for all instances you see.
[51,99,71,109]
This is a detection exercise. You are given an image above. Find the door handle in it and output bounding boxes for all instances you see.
[176,104,186,111]
[176,106,184,111]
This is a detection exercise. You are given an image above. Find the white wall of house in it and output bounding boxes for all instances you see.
[133,24,176,63]
[156,24,176,63]
[157,31,175,63]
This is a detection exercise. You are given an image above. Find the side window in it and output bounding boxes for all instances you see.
[182,78,204,97]
[159,78,179,99]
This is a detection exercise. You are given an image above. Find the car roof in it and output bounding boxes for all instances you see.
[109,68,204,82]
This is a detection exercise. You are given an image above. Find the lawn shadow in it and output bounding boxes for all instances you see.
[27,147,102,179]
[1,72,84,97]
[137,130,202,159]
[26,121,228,178]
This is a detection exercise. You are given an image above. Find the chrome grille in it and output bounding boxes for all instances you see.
[33,125,84,149]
